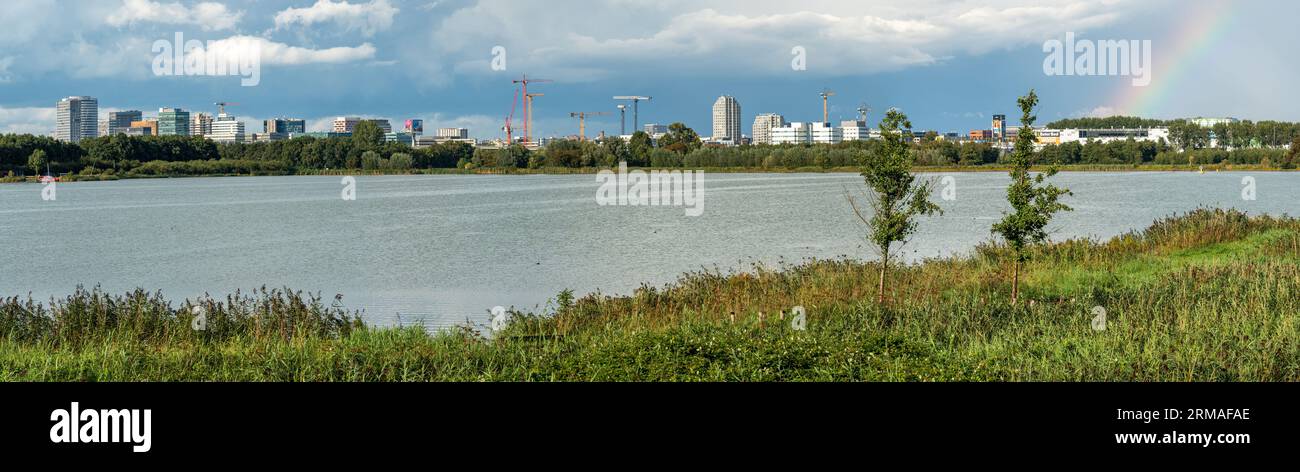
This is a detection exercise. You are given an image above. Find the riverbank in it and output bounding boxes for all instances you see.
[2,162,1293,184]
[1,208,1296,381]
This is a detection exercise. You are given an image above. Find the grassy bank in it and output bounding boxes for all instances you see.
[2,208,1298,381]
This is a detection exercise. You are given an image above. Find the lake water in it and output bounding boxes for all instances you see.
[1,172,1296,329]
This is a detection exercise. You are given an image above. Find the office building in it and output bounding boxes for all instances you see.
[751,113,785,145]
[55,96,98,143]
[810,122,842,144]
[107,110,143,136]
[210,114,245,143]
[1058,127,1169,144]
[263,118,306,140]
[158,108,191,136]
[191,113,213,137]
[840,120,870,141]
[333,116,361,133]
[711,95,741,144]
[364,119,392,133]
[435,128,469,140]
[643,123,668,137]
[385,132,415,145]
[770,122,812,144]
[1191,117,1239,128]
[128,119,158,136]
[969,129,994,142]
[992,114,1007,142]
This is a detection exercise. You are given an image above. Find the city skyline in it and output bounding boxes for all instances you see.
[2,0,1298,140]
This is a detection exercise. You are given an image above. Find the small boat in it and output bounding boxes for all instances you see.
[38,163,59,184]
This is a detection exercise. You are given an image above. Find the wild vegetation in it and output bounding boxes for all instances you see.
[2,208,1297,381]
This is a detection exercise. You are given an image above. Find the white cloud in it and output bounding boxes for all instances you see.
[106,0,244,31]
[425,0,1157,81]
[205,35,377,65]
[0,106,57,135]
[1074,106,1118,118]
[274,0,400,37]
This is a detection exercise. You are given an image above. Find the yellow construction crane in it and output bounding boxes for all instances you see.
[525,93,543,143]
[819,89,835,123]
[569,111,610,141]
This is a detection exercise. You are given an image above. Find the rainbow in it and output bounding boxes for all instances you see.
[1112,4,1238,117]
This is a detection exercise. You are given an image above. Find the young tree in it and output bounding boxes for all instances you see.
[351,120,384,149]
[849,108,941,304]
[28,149,47,175]
[658,122,701,154]
[991,90,1072,304]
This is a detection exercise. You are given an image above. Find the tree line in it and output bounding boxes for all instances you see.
[3,117,1300,178]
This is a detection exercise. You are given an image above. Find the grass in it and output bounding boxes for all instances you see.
[2,208,1298,381]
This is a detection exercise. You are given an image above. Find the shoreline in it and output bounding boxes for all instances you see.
[2,208,1296,381]
[2,163,1293,184]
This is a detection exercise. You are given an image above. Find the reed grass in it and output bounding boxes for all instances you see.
[2,208,1297,381]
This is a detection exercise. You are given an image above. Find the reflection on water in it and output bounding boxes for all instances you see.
[2,171,1295,328]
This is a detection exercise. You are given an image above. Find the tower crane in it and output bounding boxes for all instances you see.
[512,74,552,144]
[612,96,651,132]
[569,112,610,141]
[818,89,835,123]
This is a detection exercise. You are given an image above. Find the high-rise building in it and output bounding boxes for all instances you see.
[770,122,812,144]
[333,116,361,133]
[992,114,1006,142]
[158,108,191,136]
[811,122,842,144]
[752,113,785,145]
[711,95,741,144]
[191,113,213,137]
[107,110,143,136]
[210,114,245,143]
[55,96,98,143]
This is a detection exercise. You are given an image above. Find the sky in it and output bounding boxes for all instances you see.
[0,0,1295,140]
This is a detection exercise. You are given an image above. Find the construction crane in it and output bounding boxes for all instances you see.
[856,103,871,124]
[503,87,520,144]
[818,89,835,123]
[612,96,651,132]
[214,102,239,116]
[569,112,610,141]
[526,93,544,144]
[512,74,552,144]
[616,104,627,135]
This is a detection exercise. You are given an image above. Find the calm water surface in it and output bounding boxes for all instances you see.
[2,172,1296,329]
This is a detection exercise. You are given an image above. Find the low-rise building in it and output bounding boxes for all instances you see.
[770,122,812,145]
[1057,127,1169,144]
[811,122,842,144]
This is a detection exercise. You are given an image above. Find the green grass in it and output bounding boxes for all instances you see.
[2,208,1299,381]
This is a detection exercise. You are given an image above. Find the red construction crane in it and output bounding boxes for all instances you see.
[511,74,552,144]
[503,87,520,144]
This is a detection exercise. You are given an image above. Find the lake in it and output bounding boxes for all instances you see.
[1,171,1295,329]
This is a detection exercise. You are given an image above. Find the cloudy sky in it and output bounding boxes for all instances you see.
[0,0,1294,139]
